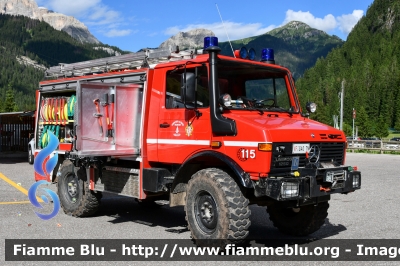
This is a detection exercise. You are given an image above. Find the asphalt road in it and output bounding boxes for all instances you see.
[0,153,399,265]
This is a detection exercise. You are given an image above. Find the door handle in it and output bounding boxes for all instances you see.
[160,123,170,128]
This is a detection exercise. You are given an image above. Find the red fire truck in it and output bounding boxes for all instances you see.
[32,37,361,244]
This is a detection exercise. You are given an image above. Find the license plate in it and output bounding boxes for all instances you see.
[292,143,310,154]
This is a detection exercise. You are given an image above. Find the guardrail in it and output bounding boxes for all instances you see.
[347,140,400,153]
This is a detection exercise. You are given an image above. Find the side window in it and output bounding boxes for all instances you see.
[165,67,209,109]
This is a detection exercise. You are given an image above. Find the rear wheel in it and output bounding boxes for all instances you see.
[57,160,101,217]
[185,168,251,246]
[267,201,329,236]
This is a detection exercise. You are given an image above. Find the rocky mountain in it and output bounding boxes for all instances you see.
[268,21,342,45]
[0,0,99,43]
[159,29,215,50]
[157,22,343,79]
[218,21,343,79]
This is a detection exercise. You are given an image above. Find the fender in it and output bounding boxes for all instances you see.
[172,150,253,191]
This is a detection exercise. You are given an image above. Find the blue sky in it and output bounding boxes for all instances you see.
[35,0,375,52]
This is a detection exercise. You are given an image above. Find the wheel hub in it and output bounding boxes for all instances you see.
[65,174,79,203]
[195,192,218,233]
[68,180,77,197]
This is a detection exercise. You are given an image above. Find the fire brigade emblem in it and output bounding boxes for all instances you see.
[185,124,194,137]
[172,121,184,137]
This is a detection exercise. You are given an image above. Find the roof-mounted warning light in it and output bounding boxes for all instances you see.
[204,36,219,49]
[248,48,256,60]
[261,48,275,64]
[234,47,256,60]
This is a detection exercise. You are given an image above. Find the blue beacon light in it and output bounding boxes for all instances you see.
[248,48,256,61]
[204,36,219,49]
[261,48,275,64]
[239,47,248,59]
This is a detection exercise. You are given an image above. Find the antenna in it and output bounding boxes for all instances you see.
[215,3,236,58]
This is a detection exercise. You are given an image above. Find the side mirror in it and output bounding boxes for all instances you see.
[181,72,196,103]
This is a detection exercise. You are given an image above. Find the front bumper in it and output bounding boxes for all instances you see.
[254,166,361,201]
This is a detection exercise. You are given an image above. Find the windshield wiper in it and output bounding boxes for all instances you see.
[247,106,264,115]
[266,106,296,116]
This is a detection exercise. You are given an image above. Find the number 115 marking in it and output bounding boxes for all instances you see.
[241,149,256,159]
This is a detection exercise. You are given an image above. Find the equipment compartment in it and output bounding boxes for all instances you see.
[36,91,76,151]
[75,82,143,156]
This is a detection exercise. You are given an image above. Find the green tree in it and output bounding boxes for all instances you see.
[375,115,389,138]
[343,122,352,137]
[356,106,374,138]
[296,0,400,130]
[4,85,18,112]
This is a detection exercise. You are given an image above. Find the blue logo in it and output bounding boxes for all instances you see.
[28,180,60,220]
[34,131,59,177]
[30,131,60,220]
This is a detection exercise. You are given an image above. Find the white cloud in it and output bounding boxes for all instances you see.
[283,10,337,32]
[281,9,364,37]
[163,8,365,43]
[36,0,132,38]
[337,10,364,35]
[104,29,133,37]
[37,0,101,18]
[165,22,276,42]
[88,6,119,23]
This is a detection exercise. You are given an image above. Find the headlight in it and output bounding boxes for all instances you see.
[352,174,361,188]
[306,102,317,113]
[281,181,299,199]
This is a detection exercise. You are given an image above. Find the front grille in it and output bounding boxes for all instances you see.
[271,142,345,171]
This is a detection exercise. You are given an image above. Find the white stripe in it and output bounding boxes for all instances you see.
[224,141,267,147]
[147,139,210,145]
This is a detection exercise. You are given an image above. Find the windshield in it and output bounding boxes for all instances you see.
[217,60,297,112]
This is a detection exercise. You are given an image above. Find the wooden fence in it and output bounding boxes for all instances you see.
[0,112,35,152]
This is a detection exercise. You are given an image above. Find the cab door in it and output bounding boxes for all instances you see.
[157,66,211,163]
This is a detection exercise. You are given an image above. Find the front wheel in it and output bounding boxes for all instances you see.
[267,201,329,236]
[57,160,101,217]
[185,168,251,246]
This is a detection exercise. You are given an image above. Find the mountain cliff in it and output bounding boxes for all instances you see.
[218,21,343,79]
[268,21,342,44]
[159,29,215,50]
[0,0,99,43]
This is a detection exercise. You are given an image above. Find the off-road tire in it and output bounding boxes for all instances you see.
[57,160,101,217]
[267,201,329,236]
[28,146,34,165]
[185,168,251,246]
